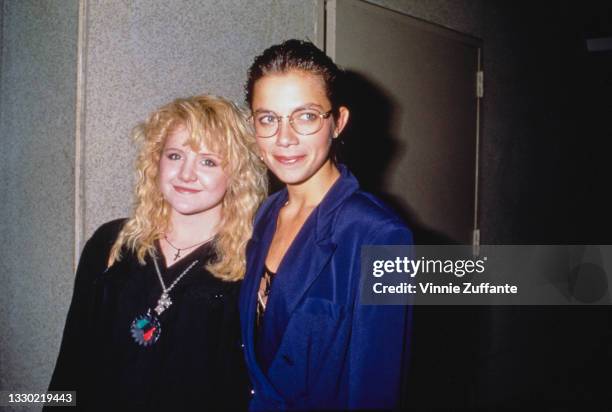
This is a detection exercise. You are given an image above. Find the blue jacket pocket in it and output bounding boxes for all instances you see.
[266,298,348,405]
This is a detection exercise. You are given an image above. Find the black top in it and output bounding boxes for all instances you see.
[255,265,276,329]
[47,219,249,411]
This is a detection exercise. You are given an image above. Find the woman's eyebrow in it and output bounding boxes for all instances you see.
[252,108,274,114]
[198,151,221,158]
[295,103,324,110]
[253,103,324,114]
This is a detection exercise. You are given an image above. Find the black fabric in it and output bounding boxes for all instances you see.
[46,219,249,411]
[255,266,275,362]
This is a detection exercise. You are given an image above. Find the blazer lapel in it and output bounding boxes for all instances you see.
[240,193,287,401]
[269,224,337,323]
[263,165,359,346]
[241,191,284,342]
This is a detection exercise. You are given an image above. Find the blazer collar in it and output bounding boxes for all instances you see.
[250,164,359,245]
[312,164,360,244]
[271,164,359,313]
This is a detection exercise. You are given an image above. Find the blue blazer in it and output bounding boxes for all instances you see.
[239,165,413,410]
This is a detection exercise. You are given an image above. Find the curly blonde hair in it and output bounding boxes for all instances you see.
[108,95,268,281]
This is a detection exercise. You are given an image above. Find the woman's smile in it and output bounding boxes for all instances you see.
[173,185,203,194]
[273,154,306,165]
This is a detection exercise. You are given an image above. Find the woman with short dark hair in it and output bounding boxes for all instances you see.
[240,39,413,411]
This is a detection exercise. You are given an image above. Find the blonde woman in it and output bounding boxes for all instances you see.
[48,95,267,410]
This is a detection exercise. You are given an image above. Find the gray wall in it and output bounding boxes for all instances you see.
[0,0,318,405]
[0,0,78,399]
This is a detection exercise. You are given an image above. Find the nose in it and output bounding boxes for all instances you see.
[179,157,197,182]
[275,117,299,148]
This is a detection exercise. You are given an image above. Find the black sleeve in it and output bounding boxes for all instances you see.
[215,282,250,411]
[46,219,125,409]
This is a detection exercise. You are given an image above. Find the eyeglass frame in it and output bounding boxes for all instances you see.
[250,108,333,138]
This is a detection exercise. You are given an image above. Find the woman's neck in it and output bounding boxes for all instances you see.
[165,206,222,247]
[286,160,340,210]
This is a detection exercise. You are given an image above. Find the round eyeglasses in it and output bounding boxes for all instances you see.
[252,108,332,138]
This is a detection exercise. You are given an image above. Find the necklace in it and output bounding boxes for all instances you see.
[164,234,215,261]
[129,256,199,347]
[256,267,275,328]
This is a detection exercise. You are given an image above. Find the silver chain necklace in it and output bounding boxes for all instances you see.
[152,257,198,315]
[129,255,199,347]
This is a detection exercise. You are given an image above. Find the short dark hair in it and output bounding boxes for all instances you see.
[245,39,343,119]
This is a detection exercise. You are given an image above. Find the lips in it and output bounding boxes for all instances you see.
[173,185,202,194]
[273,155,306,165]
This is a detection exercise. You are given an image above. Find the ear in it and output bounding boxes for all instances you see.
[333,106,350,138]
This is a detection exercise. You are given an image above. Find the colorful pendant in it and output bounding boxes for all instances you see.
[130,309,161,347]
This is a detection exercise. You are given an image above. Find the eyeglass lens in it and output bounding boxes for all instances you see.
[254,109,327,137]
